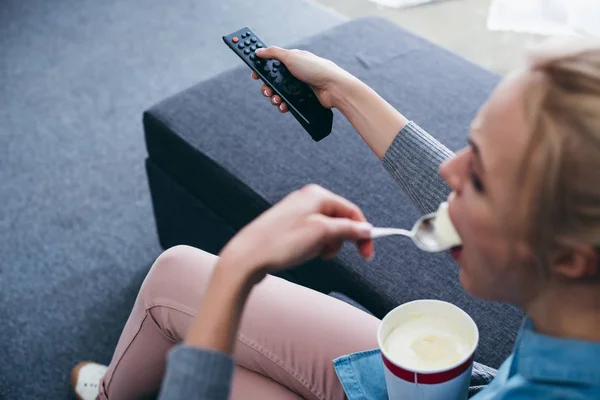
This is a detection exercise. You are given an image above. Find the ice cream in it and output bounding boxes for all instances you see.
[383,314,470,370]
[433,202,462,248]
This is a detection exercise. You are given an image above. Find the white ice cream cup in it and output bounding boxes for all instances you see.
[377,300,479,400]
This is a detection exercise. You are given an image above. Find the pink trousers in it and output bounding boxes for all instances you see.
[98,245,380,399]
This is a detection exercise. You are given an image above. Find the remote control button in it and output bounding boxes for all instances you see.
[238,43,245,49]
[249,53,256,60]
[269,71,278,79]
[273,61,281,67]
[250,44,257,51]
[245,31,251,37]
[244,40,251,46]
[282,80,304,96]
[251,37,257,43]
[257,43,264,48]
[272,67,278,72]
[263,64,271,72]
[233,37,240,43]
[244,48,251,55]
[285,81,298,91]
[255,59,264,66]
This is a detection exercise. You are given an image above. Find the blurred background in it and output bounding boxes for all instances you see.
[313,0,597,74]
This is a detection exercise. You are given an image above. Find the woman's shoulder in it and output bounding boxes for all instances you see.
[474,319,600,399]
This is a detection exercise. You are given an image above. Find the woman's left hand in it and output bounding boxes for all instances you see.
[218,184,374,280]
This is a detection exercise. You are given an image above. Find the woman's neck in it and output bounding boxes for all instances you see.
[525,282,600,342]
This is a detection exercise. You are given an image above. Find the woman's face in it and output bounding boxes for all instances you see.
[440,69,543,305]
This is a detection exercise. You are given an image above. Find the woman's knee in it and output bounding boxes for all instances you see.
[138,245,218,306]
[152,245,216,275]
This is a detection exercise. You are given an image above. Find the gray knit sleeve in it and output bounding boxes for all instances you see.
[158,345,234,400]
[381,121,455,214]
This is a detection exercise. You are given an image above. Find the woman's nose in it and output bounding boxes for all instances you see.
[440,149,469,193]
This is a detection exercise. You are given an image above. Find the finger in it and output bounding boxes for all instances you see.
[251,72,259,80]
[270,95,282,106]
[321,241,343,259]
[305,185,367,222]
[255,46,288,61]
[261,85,272,97]
[357,239,375,260]
[278,102,288,113]
[322,238,373,261]
[332,199,367,222]
[309,214,372,242]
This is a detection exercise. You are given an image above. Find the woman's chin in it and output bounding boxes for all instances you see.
[459,269,503,301]
[458,268,482,297]
[455,250,489,298]
[458,269,471,290]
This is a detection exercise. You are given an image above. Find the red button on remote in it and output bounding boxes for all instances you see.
[232,37,239,43]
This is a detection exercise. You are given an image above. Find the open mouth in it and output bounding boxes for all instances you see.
[450,246,463,261]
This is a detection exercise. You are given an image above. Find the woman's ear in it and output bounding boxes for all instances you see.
[551,243,599,280]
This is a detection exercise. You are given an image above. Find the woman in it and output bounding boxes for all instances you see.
[72,39,600,399]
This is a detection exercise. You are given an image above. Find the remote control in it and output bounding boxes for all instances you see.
[223,28,333,142]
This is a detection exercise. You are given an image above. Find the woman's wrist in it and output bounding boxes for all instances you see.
[184,256,261,353]
[327,72,409,158]
[214,254,266,288]
[328,69,363,111]
[214,245,268,291]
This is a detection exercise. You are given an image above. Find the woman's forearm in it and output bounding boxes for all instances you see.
[184,259,259,354]
[331,74,409,159]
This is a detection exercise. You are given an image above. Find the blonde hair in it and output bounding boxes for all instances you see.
[517,38,600,270]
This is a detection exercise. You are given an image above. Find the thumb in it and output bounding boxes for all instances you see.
[315,217,373,242]
[255,45,288,61]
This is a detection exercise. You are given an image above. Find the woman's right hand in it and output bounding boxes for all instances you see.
[185,185,373,354]
[252,46,351,112]
[218,184,374,282]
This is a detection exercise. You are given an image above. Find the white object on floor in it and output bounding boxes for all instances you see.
[488,0,600,37]
[367,0,439,9]
[72,362,108,400]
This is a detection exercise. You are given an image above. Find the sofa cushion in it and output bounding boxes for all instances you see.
[144,17,523,368]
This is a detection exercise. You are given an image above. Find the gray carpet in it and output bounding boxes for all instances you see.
[0,0,341,398]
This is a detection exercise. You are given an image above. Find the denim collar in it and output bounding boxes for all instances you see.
[514,318,600,386]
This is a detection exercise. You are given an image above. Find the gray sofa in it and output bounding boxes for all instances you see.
[144,17,523,369]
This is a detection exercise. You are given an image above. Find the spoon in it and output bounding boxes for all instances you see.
[370,211,453,252]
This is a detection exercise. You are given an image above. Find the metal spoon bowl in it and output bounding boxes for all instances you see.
[370,211,454,252]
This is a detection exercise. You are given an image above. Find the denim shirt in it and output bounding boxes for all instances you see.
[473,318,600,399]
[333,318,600,399]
